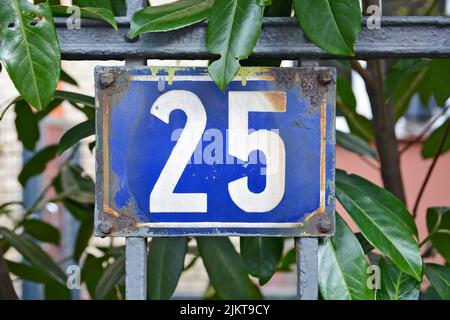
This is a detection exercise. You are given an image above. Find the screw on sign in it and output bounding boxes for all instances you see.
[95,66,336,237]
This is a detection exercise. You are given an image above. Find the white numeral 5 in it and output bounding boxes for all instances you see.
[228,92,286,212]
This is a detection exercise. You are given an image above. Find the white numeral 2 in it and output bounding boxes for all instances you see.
[149,90,286,213]
[149,90,207,212]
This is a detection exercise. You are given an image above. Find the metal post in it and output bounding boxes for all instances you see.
[294,58,319,300]
[126,237,148,299]
[125,0,148,301]
[295,238,319,300]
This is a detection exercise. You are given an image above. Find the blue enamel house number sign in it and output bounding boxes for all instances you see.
[95,67,335,237]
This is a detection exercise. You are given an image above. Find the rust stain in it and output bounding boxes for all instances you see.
[114,214,140,232]
[299,68,332,115]
[320,95,327,211]
[296,89,329,231]
[303,207,322,225]
[102,94,110,209]
[262,91,286,112]
[103,205,121,218]
[271,68,299,90]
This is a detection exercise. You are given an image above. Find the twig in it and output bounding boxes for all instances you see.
[424,0,438,16]
[17,145,79,224]
[399,104,449,155]
[412,121,450,218]
[350,61,372,85]
[358,154,380,170]
[0,102,15,122]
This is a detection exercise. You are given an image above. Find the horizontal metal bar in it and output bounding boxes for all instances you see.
[54,16,450,60]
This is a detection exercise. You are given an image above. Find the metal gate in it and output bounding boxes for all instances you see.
[56,0,450,300]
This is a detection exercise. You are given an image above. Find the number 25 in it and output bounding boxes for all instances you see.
[149,90,286,213]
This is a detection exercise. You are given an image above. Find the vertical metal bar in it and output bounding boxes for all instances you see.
[295,238,319,300]
[125,0,148,301]
[295,58,319,300]
[21,149,44,300]
[126,237,148,300]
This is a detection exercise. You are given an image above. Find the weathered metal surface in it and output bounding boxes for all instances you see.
[295,237,319,300]
[125,237,147,300]
[95,66,335,237]
[55,16,450,60]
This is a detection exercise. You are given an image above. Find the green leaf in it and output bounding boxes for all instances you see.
[293,0,361,56]
[50,5,117,30]
[18,144,58,186]
[147,237,188,300]
[337,170,418,237]
[60,164,95,204]
[425,263,450,300]
[45,281,72,300]
[34,0,61,5]
[63,199,91,222]
[337,76,356,110]
[206,0,265,90]
[392,67,429,121]
[378,257,420,300]
[429,59,450,106]
[0,227,66,284]
[355,232,374,254]
[197,237,260,299]
[129,0,213,38]
[336,170,422,281]
[109,0,126,16]
[73,0,126,16]
[384,59,450,120]
[420,285,441,300]
[14,100,40,151]
[384,59,430,99]
[95,252,125,300]
[426,207,450,263]
[74,217,93,262]
[6,259,56,284]
[318,214,374,300]
[81,254,103,299]
[336,76,374,142]
[336,130,377,159]
[58,119,95,155]
[422,119,450,159]
[23,219,60,245]
[240,237,283,285]
[82,254,115,300]
[278,247,295,272]
[35,98,63,121]
[53,90,95,108]
[0,0,60,110]
[60,69,78,86]
[6,258,69,302]
[264,0,292,16]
